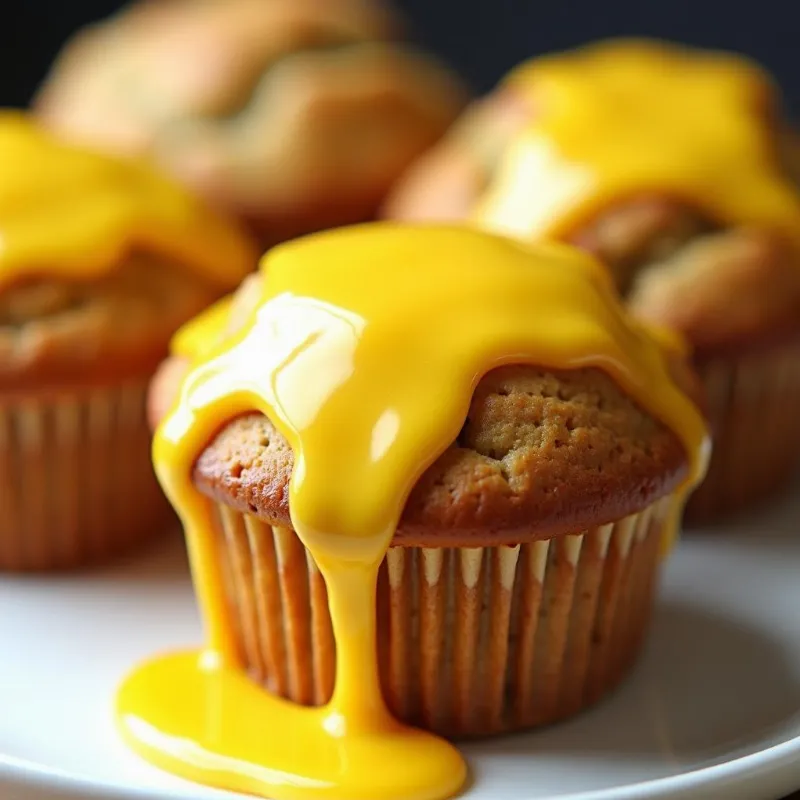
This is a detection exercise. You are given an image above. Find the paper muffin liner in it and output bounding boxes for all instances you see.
[209,493,675,737]
[0,380,171,570]
[687,339,800,522]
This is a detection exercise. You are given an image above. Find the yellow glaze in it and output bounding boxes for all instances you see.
[0,112,255,290]
[473,40,800,243]
[118,224,708,800]
[170,295,234,360]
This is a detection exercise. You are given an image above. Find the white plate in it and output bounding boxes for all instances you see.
[1,490,800,800]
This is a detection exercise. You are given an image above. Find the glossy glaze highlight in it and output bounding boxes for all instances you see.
[118,224,708,800]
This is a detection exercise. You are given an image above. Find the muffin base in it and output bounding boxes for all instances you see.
[0,380,171,570]
[208,493,675,737]
[687,339,800,522]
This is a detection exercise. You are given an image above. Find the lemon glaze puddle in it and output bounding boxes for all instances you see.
[117,224,708,800]
[473,40,800,246]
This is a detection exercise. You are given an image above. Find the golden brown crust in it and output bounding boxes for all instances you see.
[568,199,800,355]
[35,0,466,244]
[35,0,398,152]
[382,89,534,224]
[190,365,688,545]
[625,228,800,355]
[0,254,221,390]
[567,196,710,297]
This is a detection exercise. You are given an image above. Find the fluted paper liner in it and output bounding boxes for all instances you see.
[210,493,675,737]
[0,380,170,570]
[688,339,800,522]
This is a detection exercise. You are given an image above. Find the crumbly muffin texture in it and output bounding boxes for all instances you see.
[569,198,800,355]
[0,255,221,389]
[192,365,688,545]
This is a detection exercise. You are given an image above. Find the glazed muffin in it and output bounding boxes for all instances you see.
[385,39,800,521]
[148,225,707,738]
[0,113,256,570]
[34,0,466,247]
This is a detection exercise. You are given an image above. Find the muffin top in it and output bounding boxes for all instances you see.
[153,224,708,546]
[34,0,466,245]
[0,114,256,389]
[384,39,800,355]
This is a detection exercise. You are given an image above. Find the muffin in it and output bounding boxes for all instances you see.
[0,113,256,570]
[385,39,800,521]
[147,224,707,740]
[34,0,466,247]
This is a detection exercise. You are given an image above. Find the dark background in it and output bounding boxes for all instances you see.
[0,0,796,113]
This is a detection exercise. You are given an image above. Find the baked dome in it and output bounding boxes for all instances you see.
[35,0,466,243]
[191,363,689,546]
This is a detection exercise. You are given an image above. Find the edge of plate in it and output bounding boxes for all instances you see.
[2,730,800,800]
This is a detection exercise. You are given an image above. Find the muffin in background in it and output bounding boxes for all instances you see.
[385,39,800,521]
[0,113,256,570]
[149,225,708,736]
[35,0,467,247]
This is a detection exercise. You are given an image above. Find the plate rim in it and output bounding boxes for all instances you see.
[3,726,800,800]
[3,514,800,800]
